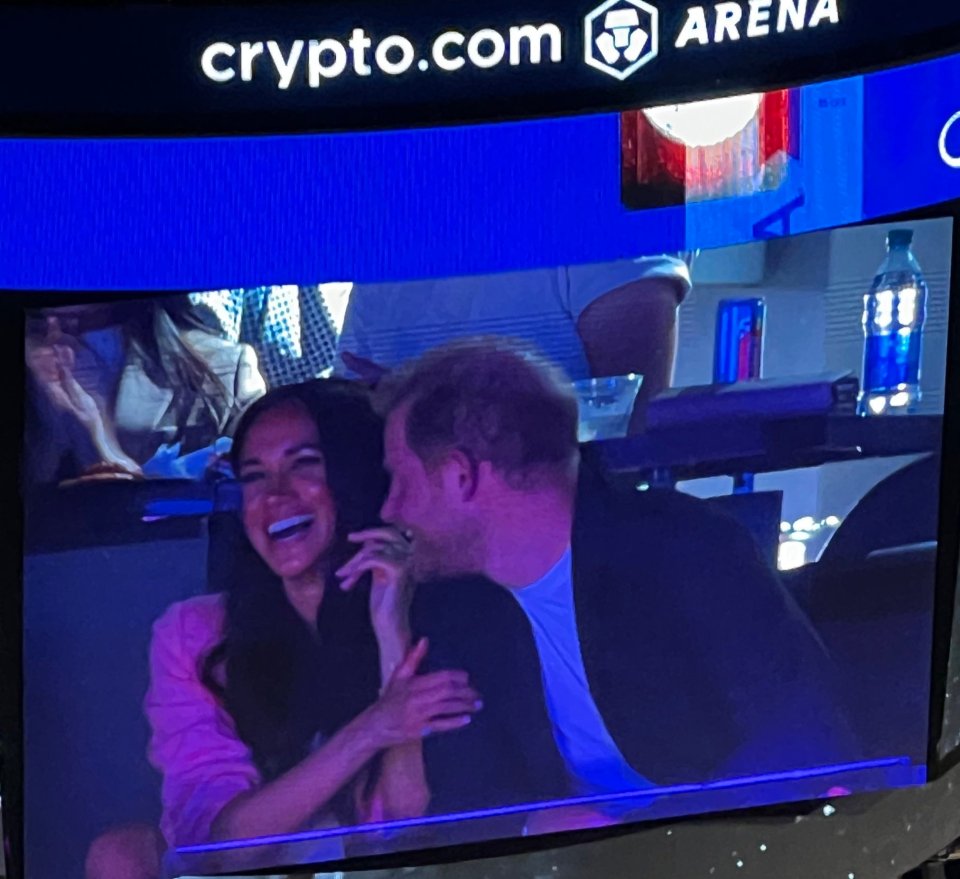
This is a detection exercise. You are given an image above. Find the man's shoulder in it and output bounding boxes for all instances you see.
[576,480,750,558]
[573,480,778,631]
[412,575,512,626]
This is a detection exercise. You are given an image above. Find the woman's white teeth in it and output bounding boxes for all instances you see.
[268,514,314,538]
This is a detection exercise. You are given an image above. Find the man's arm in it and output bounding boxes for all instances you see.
[676,506,862,777]
[410,579,570,818]
[569,256,692,427]
[576,276,681,408]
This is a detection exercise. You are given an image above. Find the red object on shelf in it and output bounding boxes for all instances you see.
[620,88,799,208]
[759,89,800,163]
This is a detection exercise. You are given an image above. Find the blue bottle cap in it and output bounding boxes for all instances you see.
[888,229,913,248]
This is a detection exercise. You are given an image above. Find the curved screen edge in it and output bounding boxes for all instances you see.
[0,51,960,289]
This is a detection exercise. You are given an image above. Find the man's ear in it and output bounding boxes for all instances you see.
[440,448,480,502]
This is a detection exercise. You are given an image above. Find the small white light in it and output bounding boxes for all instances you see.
[825,516,841,528]
[868,396,888,415]
[793,516,817,532]
[778,540,806,571]
[760,844,767,852]
[875,289,895,330]
[897,287,918,327]
[780,521,792,533]
[889,391,911,408]
[823,804,836,816]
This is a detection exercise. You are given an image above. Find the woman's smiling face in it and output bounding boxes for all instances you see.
[237,400,338,582]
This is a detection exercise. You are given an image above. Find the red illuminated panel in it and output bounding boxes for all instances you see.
[621,89,799,209]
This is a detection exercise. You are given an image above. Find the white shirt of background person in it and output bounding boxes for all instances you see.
[334,256,692,406]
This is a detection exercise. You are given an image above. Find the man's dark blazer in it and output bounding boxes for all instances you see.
[411,468,860,819]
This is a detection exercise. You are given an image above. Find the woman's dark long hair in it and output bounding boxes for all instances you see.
[202,379,387,794]
[118,295,235,439]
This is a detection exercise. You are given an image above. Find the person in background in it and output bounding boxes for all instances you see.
[336,255,693,416]
[373,337,860,832]
[85,380,479,879]
[24,295,267,483]
[191,285,340,387]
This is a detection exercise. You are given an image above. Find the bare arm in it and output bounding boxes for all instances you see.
[576,277,681,411]
[27,330,141,474]
[147,598,475,851]
[337,527,489,821]
[211,650,476,841]
[210,708,383,842]
[86,404,142,473]
[339,527,433,821]
[367,624,430,820]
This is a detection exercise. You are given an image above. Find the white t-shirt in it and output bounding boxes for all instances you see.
[335,257,692,382]
[512,548,653,796]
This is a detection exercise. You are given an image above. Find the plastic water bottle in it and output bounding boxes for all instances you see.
[858,229,927,416]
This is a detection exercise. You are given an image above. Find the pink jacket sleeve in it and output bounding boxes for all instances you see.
[144,593,261,849]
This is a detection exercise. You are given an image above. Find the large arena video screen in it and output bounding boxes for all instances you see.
[10,48,960,879]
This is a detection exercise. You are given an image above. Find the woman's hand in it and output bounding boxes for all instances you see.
[27,317,141,475]
[337,527,414,635]
[32,356,141,473]
[364,638,482,750]
[26,318,101,428]
[48,364,103,430]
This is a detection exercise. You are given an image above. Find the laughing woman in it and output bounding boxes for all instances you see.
[88,380,480,878]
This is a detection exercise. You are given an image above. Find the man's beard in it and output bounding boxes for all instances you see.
[411,529,483,582]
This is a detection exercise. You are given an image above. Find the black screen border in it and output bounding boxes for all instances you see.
[1,3,960,137]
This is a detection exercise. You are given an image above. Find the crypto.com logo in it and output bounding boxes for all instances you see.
[584,0,658,81]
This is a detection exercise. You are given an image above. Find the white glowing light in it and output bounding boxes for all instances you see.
[889,391,911,408]
[875,289,895,330]
[825,516,841,528]
[898,287,918,326]
[778,540,806,571]
[823,804,836,816]
[868,396,888,415]
[642,93,761,147]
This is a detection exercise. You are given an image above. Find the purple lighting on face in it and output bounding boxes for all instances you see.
[176,756,914,856]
